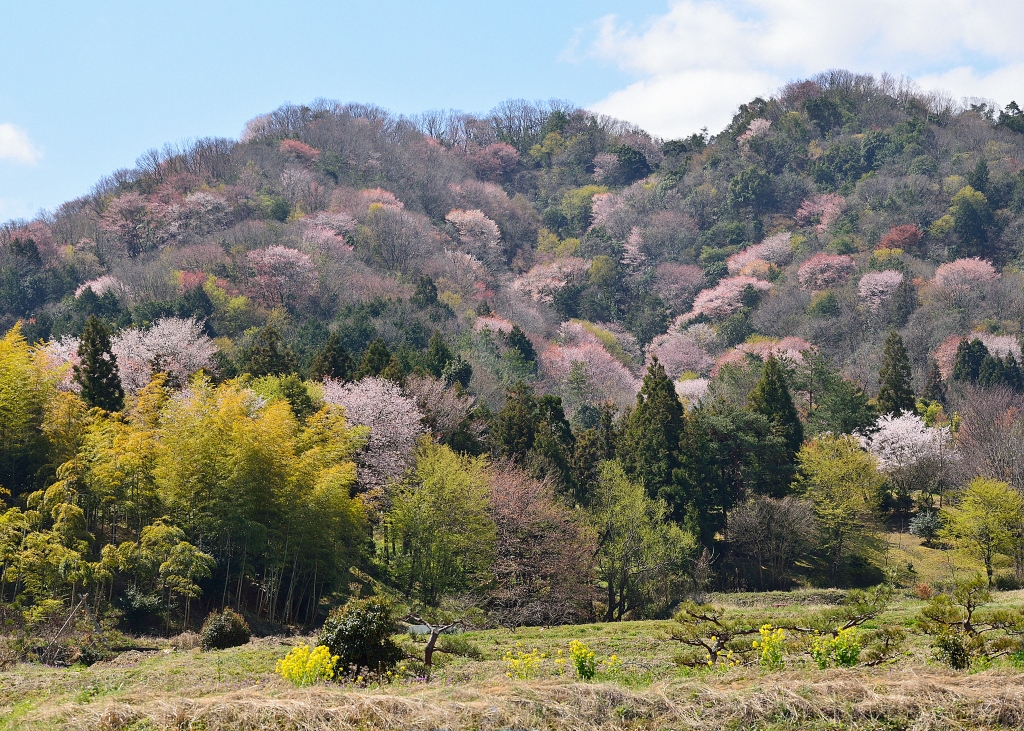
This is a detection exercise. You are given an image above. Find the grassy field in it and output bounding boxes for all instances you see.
[2,585,1023,731]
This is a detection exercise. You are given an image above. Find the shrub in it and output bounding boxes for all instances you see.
[933,627,977,670]
[317,597,403,674]
[909,511,941,544]
[993,573,1023,591]
[914,583,935,600]
[569,639,597,680]
[170,631,201,651]
[200,609,251,651]
[276,644,339,686]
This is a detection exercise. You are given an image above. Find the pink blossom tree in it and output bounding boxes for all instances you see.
[727,231,794,274]
[99,192,170,257]
[111,317,217,394]
[685,276,772,321]
[511,258,590,303]
[737,118,771,144]
[858,270,905,312]
[645,331,715,379]
[405,374,484,444]
[797,253,857,290]
[934,257,999,293]
[247,245,318,307]
[859,412,953,505]
[795,194,845,233]
[279,139,321,162]
[540,336,640,413]
[446,209,502,261]
[653,263,705,313]
[75,275,127,299]
[675,377,710,405]
[321,377,425,493]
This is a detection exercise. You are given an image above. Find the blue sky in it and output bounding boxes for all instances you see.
[3,0,1024,223]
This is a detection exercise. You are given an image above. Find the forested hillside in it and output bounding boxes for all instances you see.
[4,70,1024,643]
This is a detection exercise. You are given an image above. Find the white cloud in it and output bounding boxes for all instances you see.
[0,123,42,165]
[585,0,1024,138]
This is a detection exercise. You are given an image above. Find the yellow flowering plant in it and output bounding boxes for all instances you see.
[276,644,339,687]
[752,624,786,670]
[503,642,544,680]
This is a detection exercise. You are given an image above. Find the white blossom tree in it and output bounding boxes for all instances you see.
[321,376,425,493]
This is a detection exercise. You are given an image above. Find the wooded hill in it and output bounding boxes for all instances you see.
[3,70,1024,640]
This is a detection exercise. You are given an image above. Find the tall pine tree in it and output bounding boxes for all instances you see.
[748,354,803,460]
[74,315,124,412]
[877,331,915,415]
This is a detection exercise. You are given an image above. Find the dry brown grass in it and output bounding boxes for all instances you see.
[16,668,1024,731]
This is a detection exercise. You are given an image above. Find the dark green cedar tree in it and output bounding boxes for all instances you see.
[877,331,915,415]
[74,315,124,412]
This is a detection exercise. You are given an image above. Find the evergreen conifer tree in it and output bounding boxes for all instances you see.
[74,315,124,411]
[237,325,296,377]
[877,331,915,415]
[618,358,685,502]
[923,359,946,403]
[357,338,392,378]
[951,338,989,384]
[504,325,537,368]
[424,332,453,377]
[310,332,353,381]
[748,354,803,459]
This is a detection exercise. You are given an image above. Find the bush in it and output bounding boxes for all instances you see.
[909,510,941,544]
[276,644,339,686]
[200,609,251,651]
[993,573,1023,591]
[317,597,403,674]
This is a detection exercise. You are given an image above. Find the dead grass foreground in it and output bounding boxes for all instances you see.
[36,669,1024,731]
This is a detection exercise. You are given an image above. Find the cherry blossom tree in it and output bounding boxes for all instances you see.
[934,332,1022,379]
[111,317,217,394]
[737,118,771,144]
[685,276,771,321]
[445,209,502,262]
[75,275,126,299]
[645,331,715,379]
[713,336,813,376]
[859,412,953,508]
[589,192,618,230]
[321,376,425,493]
[511,258,590,303]
[405,374,483,444]
[934,257,999,293]
[302,225,353,255]
[675,376,710,405]
[247,245,317,307]
[727,231,794,274]
[44,318,216,395]
[653,263,704,313]
[797,253,857,290]
[474,315,515,334]
[487,464,596,626]
[795,193,845,233]
[468,142,520,181]
[858,270,905,312]
[540,329,640,413]
[99,192,169,257]
[279,139,321,162]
